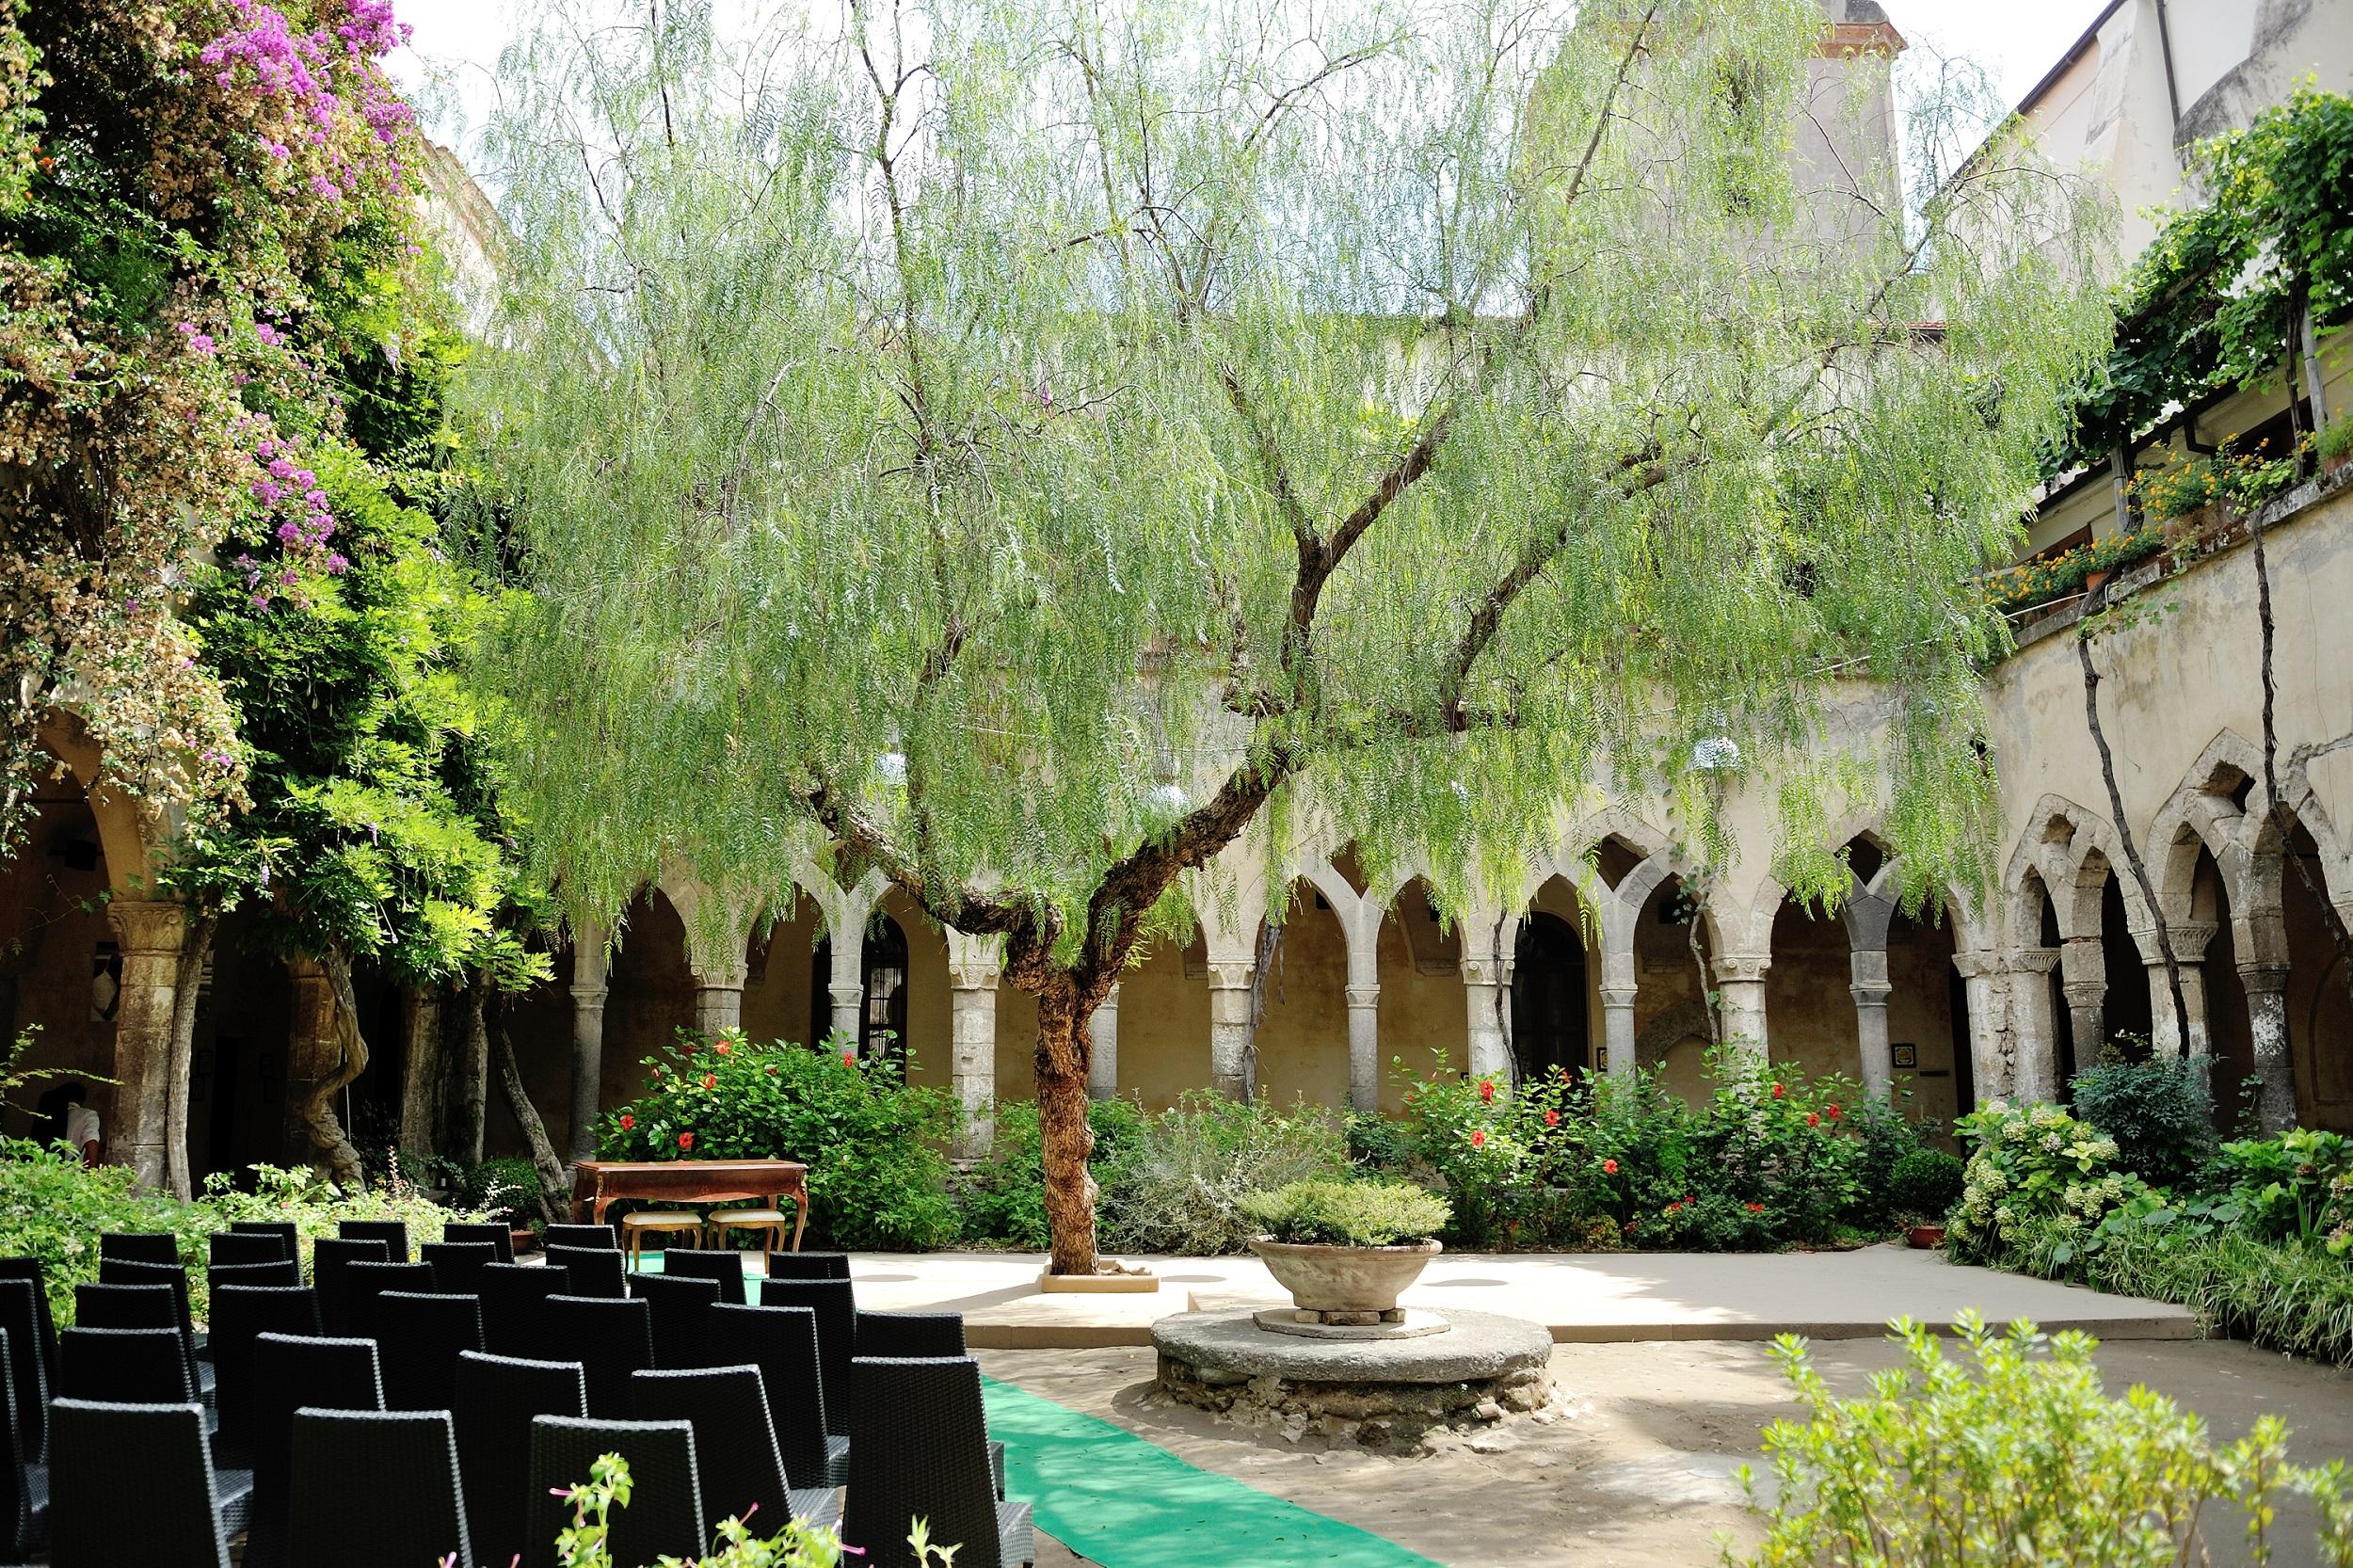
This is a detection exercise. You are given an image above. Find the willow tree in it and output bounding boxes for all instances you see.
[469,0,2108,1274]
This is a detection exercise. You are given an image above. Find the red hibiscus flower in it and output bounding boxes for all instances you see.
[618,1113,634,1131]
[842,1050,857,1068]
[1805,1112,1820,1127]
[1545,1110,1561,1128]
[1602,1158,1618,1175]
[765,1065,777,1076]
[1827,1103,1842,1120]
[702,1073,717,1090]
[1478,1080,1496,1103]
[715,1042,732,1056]
[1747,1202,1765,1213]
[1770,1081,1785,1098]
[1470,1129,1488,1148]
[678,1131,696,1151]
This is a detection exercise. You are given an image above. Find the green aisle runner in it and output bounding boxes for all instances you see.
[979,1375,1446,1568]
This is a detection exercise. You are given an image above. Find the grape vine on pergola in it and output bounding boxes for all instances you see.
[470,0,2108,1274]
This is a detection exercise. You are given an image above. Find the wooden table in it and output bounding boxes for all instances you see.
[569,1159,810,1251]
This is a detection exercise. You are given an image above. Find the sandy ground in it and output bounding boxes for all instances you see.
[984,1337,2353,1568]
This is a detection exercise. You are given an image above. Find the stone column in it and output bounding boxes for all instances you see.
[1087,984,1120,1101]
[692,983,743,1036]
[948,956,1000,1156]
[2059,937,2106,1062]
[564,927,609,1168]
[827,931,865,1044]
[397,986,446,1160]
[1345,984,1380,1112]
[2007,947,2063,1103]
[2239,963,2297,1132]
[1711,952,1770,1053]
[1849,946,1894,1098]
[1599,987,1639,1080]
[2146,920,2216,1059]
[1460,956,1511,1082]
[1951,950,2012,1103]
[1207,961,1255,1098]
[104,900,185,1189]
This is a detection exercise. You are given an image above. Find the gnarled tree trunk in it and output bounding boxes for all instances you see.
[304,946,371,1191]
[456,969,490,1164]
[489,993,568,1224]
[1032,982,1099,1278]
[397,984,450,1162]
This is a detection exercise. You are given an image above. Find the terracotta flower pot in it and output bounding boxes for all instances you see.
[1907,1224,1946,1250]
[2081,568,2111,596]
[1251,1237,1441,1313]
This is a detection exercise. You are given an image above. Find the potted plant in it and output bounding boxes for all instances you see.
[2319,417,2353,479]
[1887,1147,1963,1250]
[1240,1179,1451,1323]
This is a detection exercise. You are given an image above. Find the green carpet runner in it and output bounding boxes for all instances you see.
[980,1374,1446,1568]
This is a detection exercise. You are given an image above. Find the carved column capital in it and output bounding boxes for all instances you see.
[2166,920,2219,958]
[1598,985,1639,1009]
[1344,984,1381,1010]
[1206,960,1257,990]
[2237,963,2289,996]
[947,960,1001,991]
[1459,957,1507,987]
[106,899,186,957]
[1711,952,1771,984]
[568,984,610,1008]
[2006,945,2061,975]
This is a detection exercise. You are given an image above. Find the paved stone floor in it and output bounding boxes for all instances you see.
[841,1243,2195,1345]
[985,1336,2353,1568]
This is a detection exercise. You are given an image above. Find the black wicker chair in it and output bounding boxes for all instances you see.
[207,1286,320,1464]
[854,1310,966,1358]
[632,1364,840,1530]
[845,1357,1032,1568]
[544,1244,627,1298]
[632,1271,720,1369]
[207,1232,287,1268]
[543,1223,620,1250]
[0,1327,40,1561]
[208,1258,303,1292]
[660,1247,749,1304]
[420,1240,498,1296]
[286,1407,471,1568]
[440,1221,517,1263]
[95,1256,196,1344]
[759,1251,851,1282]
[98,1231,181,1266]
[50,1399,246,1568]
[244,1334,384,1568]
[758,1278,857,1437]
[59,1326,191,1404]
[526,1416,704,1568]
[452,1352,586,1568]
[228,1221,301,1261]
[540,1293,656,1418]
[342,1260,435,1338]
[0,1279,51,1462]
[852,1314,1004,1495]
[480,1261,570,1357]
[309,1236,391,1335]
[706,1302,845,1487]
[375,1290,484,1413]
[71,1280,205,1406]
[337,1218,411,1261]
[0,1260,57,1385]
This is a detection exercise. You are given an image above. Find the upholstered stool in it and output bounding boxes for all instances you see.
[707,1206,798,1256]
[619,1210,703,1267]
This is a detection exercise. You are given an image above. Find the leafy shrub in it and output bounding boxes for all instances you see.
[2068,1050,2217,1189]
[1841,1096,1938,1228]
[597,1031,961,1251]
[460,1157,552,1227]
[958,1097,1144,1251]
[1946,1098,2148,1268]
[2091,1224,2353,1368]
[1095,1093,1349,1256]
[2217,1127,2353,1254]
[1239,1179,1449,1247]
[2321,415,2353,466]
[1981,524,2165,616]
[1730,1315,2353,1566]
[0,1139,204,1328]
[554,1450,866,1566]
[1884,1147,1964,1223]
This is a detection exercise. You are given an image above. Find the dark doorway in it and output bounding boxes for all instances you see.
[1947,965,1975,1115]
[809,914,912,1064]
[2100,874,2153,1059]
[1511,913,1589,1082]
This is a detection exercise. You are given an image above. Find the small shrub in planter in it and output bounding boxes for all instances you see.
[1095,1093,1350,1256]
[1884,1147,1964,1224]
[1240,1179,1450,1248]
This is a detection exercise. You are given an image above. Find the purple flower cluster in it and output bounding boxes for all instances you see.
[232,431,348,610]
[198,0,416,198]
[175,320,217,357]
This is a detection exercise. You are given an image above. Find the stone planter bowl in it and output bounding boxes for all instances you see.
[1252,1237,1441,1314]
[1907,1223,1947,1250]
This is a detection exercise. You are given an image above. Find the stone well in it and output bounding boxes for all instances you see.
[1151,1306,1554,1448]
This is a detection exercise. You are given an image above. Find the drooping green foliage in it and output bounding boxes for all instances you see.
[466,0,2110,946]
[2053,85,2353,472]
[1239,1177,1449,1247]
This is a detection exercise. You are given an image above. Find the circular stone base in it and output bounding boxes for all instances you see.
[1252,1307,1449,1341]
[1152,1307,1553,1448]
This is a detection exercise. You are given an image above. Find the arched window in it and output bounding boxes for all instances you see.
[808,914,911,1064]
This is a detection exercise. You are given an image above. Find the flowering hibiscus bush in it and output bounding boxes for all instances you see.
[595,1030,962,1251]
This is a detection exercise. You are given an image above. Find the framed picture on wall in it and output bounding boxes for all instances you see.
[1891,1042,1918,1069]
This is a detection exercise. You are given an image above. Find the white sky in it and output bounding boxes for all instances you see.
[391,0,2118,154]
